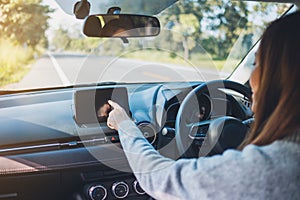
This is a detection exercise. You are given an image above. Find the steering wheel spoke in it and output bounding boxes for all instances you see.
[188,120,211,140]
[175,80,252,158]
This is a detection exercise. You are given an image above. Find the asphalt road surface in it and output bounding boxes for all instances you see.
[6,52,229,90]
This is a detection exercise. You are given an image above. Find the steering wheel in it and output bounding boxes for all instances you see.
[175,80,252,158]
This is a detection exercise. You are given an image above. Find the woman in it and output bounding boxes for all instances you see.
[107,11,300,199]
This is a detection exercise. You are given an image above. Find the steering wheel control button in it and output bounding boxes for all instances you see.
[189,122,210,140]
[198,126,209,134]
[133,180,146,195]
[89,185,107,200]
[112,182,129,199]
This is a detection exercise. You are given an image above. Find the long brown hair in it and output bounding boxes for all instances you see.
[240,11,300,148]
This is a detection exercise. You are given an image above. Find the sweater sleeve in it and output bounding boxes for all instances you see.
[117,120,299,200]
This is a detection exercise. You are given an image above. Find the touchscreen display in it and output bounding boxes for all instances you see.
[74,87,130,125]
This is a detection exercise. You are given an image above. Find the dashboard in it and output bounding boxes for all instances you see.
[0,82,251,199]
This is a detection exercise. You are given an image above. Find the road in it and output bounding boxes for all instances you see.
[7,52,229,90]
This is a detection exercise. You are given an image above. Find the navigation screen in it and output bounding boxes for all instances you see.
[74,87,130,125]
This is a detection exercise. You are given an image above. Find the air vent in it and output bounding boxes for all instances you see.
[137,123,157,144]
[241,97,251,109]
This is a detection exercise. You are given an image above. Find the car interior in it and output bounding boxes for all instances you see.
[0,0,299,199]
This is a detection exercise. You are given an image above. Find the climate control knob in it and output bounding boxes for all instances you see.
[112,181,129,199]
[133,180,146,195]
[88,185,107,200]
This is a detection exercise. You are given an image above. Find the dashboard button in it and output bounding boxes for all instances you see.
[105,135,120,143]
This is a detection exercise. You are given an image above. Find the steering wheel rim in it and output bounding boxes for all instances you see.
[175,80,252,158]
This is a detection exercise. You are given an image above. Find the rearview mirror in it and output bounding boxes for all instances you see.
[83,14,160,38]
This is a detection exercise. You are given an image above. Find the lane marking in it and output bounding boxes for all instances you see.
[142,71,171,81]
[47,52,70,86]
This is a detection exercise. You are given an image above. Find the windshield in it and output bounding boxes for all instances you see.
[0,0,291,90]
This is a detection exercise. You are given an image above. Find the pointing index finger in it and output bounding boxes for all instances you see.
[108,100,119,109]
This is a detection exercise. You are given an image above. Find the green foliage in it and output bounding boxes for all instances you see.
[155,0,251,61]
[214,1,249,58]
[51,26,103,53]
[0,39,33,86]
[0,0,52,48]
[171,14,199,60]
[0,0,51,87]
[52,28,71,50]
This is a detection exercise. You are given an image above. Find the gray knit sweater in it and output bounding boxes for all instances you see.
[118,120,300,200]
